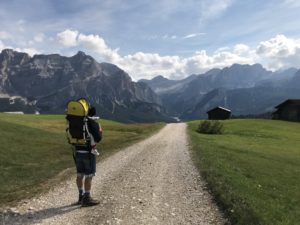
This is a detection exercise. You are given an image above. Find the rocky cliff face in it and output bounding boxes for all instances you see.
[0,49,172,123]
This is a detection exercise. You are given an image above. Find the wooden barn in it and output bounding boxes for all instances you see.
[272,99,300,122]
[207,106,231,120]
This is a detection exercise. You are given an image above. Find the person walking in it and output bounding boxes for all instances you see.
[74,106,102,206]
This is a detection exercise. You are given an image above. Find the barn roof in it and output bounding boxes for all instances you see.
[207,106,231,113]
[275,99,300,109]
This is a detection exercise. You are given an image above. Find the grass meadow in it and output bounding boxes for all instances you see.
[0,113,164,206]
[188,119,300,225]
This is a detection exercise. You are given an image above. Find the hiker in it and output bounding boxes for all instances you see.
[74,106,102,206]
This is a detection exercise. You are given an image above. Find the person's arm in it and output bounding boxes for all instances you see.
[89,120,102,143]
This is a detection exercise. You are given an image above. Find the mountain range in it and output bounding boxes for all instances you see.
[1,49,299,122]
[139,64,300,120]
[0,49,172,123]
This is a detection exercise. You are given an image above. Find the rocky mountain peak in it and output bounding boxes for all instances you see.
[75,51,86,56]
[0,49,31,65]
[71,51,92,62]
[0,49,172,123]
[227,63,265,72]
[152,75,167,81]
[1,49,16,57]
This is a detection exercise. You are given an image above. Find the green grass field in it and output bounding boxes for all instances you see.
[0,113,164,206]
[188,119,300,225]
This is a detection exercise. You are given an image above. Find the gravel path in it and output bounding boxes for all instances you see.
[2,123,226,225]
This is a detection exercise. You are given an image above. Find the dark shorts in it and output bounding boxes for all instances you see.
[75,153,96,177]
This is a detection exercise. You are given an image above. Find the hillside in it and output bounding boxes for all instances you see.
[188,119,300,225]
[0,113,165,205]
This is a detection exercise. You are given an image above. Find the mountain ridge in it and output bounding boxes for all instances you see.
[1,49,299,121]
[0,49,173,123]
[139,64,300,119]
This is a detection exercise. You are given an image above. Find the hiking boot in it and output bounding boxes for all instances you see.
[81,195,100,207]
[76,194,83,205]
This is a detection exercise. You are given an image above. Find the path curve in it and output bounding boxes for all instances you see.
[2,123,226,225]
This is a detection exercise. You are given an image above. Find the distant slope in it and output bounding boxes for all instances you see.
[139,74,197,94]
[140,64,300,119]
[181,86,300,120]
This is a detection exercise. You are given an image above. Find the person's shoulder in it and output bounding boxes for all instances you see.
[88,118,99,129]
[88,118,99,125]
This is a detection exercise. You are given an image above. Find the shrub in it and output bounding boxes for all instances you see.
[197,120,224,134]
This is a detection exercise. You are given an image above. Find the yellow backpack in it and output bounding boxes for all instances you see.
[66,98,91,145]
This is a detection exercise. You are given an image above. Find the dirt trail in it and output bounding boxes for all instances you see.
[2,123,226,225]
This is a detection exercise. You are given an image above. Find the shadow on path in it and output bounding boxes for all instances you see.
[1,203,80,225]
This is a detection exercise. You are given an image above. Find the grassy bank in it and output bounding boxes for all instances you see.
[0,113,164,206]
[188,119,300,225]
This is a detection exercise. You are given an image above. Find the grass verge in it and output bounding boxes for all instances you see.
[187,119,300,225]
[0,113,164,207]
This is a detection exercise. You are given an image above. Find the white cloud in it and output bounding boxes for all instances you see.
[15,29,300,80]
[77,33,121,62]
[183,34,197,39]
[120,52,184,80]
[0,40,5,50]
[77,34,107,52]
[256,34,300,70]
[34,33,45,43]
[257,35,296,57]
[0,31,12,40]
[15,47,40,56]
[162,34,177,40]
[182,49,255,76]
[115,46,255,80]
[17,20,25,25]
[183,33,206,39]
[201,0,234,21]
[233,44,250,55]
[57,29,79,47]
[215,46,230,52]
[283,0,300,7]
[0,35,40,56]
[16,19,26,32]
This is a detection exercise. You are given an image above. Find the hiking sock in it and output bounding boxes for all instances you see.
[84,191,90,197]
[79,189,84,196]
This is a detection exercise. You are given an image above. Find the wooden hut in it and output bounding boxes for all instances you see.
[272,99,300,122]
[207,106,231,120]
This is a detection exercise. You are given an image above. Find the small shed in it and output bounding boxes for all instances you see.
[272,99,300,122]
[207,106,231,120]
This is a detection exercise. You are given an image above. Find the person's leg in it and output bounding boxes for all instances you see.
[75,153,85,204]
[83,154,96,195]
[84,176,92,194]
[77,175,84,195]
[82,176,99,206]
[82,154,99,206]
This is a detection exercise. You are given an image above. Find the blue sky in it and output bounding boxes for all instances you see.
[1,0,300,80]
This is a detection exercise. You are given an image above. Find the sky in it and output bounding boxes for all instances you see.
[1,0,300,80]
